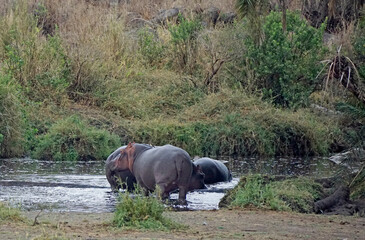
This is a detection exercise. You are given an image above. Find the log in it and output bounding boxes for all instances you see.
[314,185,350,213]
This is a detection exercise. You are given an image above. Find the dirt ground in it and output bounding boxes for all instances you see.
[1,209,365,240]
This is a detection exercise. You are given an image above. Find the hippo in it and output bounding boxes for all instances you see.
[193,157,232,184]
[105,146,137,191]
[107,143,206,204]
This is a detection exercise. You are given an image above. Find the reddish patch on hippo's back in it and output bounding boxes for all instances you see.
[118,142,136,172]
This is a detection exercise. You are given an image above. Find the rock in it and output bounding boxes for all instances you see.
[202,6,220,28]
[124,12,154,30]
[217,12,236,25]
[126,18,154,29]
[152,8,181,25]
[329,148,365,168]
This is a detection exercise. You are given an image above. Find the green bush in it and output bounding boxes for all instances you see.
[32,115,120,161]
[0,74,24,157]
[113,188,181,230]
[138,28,166,67]
[244,11,326,108]
[168,15,202,74]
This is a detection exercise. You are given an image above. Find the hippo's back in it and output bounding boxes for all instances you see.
[194,157,232,184]
[133,144,193,190]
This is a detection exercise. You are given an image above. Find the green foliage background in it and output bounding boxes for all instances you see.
[0,0,363,161]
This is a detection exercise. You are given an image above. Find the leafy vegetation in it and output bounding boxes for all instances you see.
[243,11,326,108]
[113,187,182,230]
[168,14,202,74]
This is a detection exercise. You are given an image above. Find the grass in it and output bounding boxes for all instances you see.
[222,175,324,213]
[0,201,24,223]
[0,74,24,158]
[31,115,120,161]
[350,166,365,200]
[113,187,183,230]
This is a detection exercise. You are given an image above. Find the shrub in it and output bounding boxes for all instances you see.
[244,11,326,108]
[138,28,166,67]
[168,15,202,74]
[113,187,181,230]
[32,115,120,161]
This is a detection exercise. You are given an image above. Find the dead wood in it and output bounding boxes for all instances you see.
[314,185,350,213]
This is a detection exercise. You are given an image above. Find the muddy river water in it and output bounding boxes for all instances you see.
[0,157,339,213]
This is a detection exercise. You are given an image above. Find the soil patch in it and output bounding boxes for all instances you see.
[1,209,365,239]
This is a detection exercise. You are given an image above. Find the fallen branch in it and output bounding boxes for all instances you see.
[32,209,43,226]
[314,185,349,213]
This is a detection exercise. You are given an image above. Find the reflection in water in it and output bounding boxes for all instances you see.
[0,157,338,213]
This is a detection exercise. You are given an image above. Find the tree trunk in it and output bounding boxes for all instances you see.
[280,0,287,33]
[301,0,365,32]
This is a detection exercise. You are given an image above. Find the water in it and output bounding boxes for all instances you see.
[0,157,338,213]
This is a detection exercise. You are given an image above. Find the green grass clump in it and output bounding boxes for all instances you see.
[0,202,24,222]
[229,175,290,211]
[271,178,324,213]
[32,115,120,161]
[113,188,181,230]
[131,104,336,157]
[0,74,24,158]
[224,175,324,213]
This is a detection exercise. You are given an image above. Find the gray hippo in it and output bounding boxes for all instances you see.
[107,143,206,204]
[105,146,137,191]
[194,157,232,184]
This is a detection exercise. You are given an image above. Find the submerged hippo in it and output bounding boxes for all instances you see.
[194,157,232,184]
[107,143,206,204]
[105,146,137,191]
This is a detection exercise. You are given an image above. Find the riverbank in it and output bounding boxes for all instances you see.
[1,209,364,239]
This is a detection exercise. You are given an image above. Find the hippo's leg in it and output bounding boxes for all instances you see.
[178,186,188,205]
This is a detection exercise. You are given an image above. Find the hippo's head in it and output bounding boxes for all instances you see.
[112,142,136,172]
[189,164,207,191]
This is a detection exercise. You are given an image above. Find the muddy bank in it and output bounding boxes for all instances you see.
[2,209,365,240]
